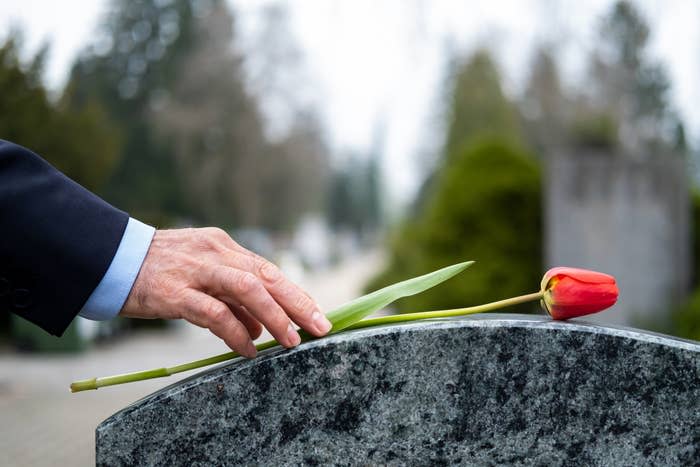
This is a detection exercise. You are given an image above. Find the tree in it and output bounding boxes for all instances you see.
[584,0,673,150]
[0,36,119,192]
[413,50,524,213]
[522,46,568,152]
[0,35,119,338]
[368,139,542,312]
[443,51,523,163]
[66,0,329,229]
[326,154,381,237]
[147,0,269,226]
[368,50,541,313]
[65,0,198,223]
[261,112,330,230]
[240,3,331,229]
[672,191,700,340]
[153,2,329,229]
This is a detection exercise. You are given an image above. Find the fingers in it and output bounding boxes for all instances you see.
[229,304,264,340]
[221,252,332,337]
[257,260,332,336]
[121,227,327,355]
[202,266,302,348]
[181,290,257,358]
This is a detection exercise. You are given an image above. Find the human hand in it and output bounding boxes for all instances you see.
[119,228,332,358]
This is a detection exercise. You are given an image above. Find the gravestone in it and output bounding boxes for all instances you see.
[544,151,689,327]
[97,315,699,466]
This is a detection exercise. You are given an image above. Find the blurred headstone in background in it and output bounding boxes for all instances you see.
[545,150,689,327]
[537,1,690,328]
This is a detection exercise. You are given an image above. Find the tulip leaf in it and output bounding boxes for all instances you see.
[303,260,474,337]
[70,260,473,392]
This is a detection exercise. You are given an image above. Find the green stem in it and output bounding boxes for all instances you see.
[345,291,544,331]
[70,291,543,392]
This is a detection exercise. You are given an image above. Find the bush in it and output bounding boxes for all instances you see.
[367,138,542,313]
[570,113,618,150]
[672,288,700,341]
[672,191,700,341]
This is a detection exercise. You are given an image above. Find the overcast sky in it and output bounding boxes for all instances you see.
[1,0,698,206]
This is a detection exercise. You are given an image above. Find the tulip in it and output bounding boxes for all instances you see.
[71,261,474,392]
[540,267,618,320]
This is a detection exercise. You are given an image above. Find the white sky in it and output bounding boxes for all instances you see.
[1,0,698,207]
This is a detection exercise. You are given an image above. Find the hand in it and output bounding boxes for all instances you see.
[119,227,332,358]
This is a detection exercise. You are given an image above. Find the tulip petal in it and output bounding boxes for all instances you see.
[544,267,616,286]
[541,267,619,320]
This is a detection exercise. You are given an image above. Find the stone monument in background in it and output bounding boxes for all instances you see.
[545,151,690,327]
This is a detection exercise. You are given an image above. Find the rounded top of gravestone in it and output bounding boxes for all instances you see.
[96,314,699,466]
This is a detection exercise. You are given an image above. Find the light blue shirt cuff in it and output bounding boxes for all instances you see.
[79,218,155,321]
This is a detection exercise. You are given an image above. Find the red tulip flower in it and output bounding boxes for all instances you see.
[540,267,619,320]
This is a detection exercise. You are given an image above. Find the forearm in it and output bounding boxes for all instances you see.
[1,139,331,351]
[0,139,129,335]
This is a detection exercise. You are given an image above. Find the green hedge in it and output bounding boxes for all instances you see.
[672,190,700,340]
[367,138,542,313]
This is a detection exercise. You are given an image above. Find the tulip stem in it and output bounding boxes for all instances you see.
[69,291,543,392]
[344,291,544,331]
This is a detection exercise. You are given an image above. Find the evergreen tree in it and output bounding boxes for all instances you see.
[444,50,523,162]
[0,35,119,337]
[522,46,567,152]
[368,50,541,312]
[0,36,119,192]
[585,0,673,149]
[326,155,380,236]
[65,0,198,223]
[413,50,523,212]
[66,0,329,229]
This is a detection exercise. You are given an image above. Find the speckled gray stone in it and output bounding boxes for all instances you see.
[96,315,700,466]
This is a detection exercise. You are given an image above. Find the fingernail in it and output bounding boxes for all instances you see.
[287,324,301,347]
[243,342,257,359]
[312,310,332,334]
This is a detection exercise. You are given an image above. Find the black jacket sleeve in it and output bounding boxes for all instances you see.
[0,139,129,336]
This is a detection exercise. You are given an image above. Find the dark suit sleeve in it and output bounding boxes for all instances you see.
[0,139,129,336]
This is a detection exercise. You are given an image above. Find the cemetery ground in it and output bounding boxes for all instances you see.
[0,250,384,467]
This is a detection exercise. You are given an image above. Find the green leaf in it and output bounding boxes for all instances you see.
[305,260,474,337]
[70,261,473,392]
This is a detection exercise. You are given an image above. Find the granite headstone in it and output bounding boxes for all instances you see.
[96,315,699,466]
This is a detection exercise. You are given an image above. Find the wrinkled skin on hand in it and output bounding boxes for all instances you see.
[120,228,332,358]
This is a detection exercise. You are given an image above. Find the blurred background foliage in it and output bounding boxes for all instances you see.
[673,191,700,341]
[1,0,700,341]
[366,138,541,313]
[369,0,693,332]
[63,0,330,228]
[0,37,120,192]
[366,51,540,313]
